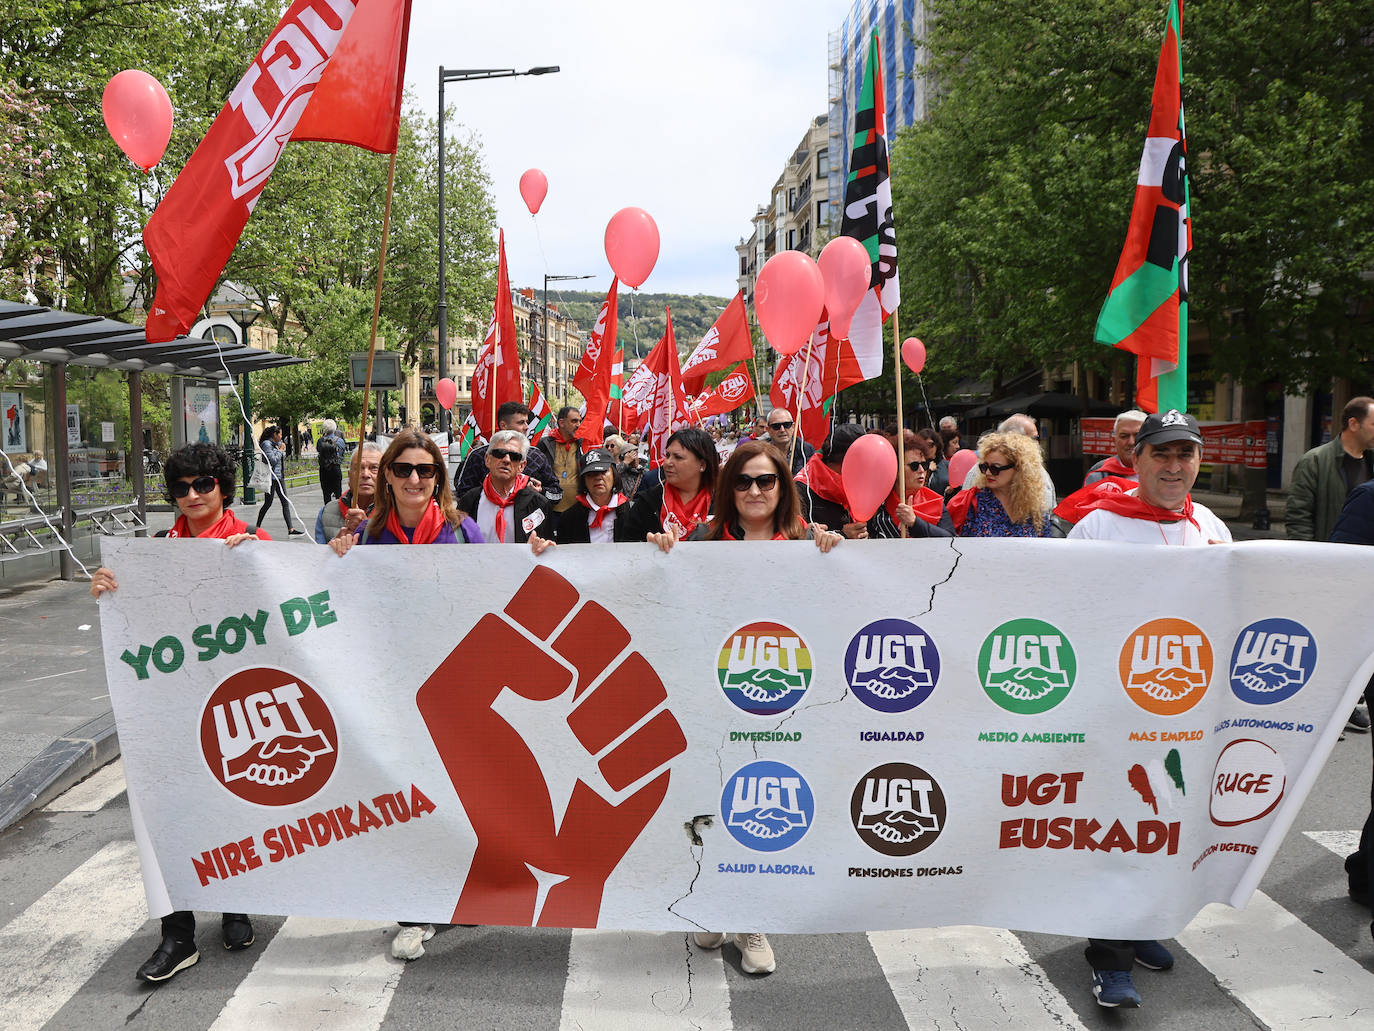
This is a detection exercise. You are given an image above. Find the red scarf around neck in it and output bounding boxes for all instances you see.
[1095,456,1137,479]
[1055,476,1147,525]
[1084,489,1201,531]
[168,507,252,539]
[946,488,979,533]
[550,428,578,450]
[885,486,945,526]
[578,491,627,529]
[385,498,447,544]
[795,454,848,507]
[484,473,530,542]
[661,483,712,538]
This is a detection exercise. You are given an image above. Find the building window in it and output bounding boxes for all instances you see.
[421,376,434,394]
[817,149,829,178]
[787,229,796,250]
[817,200,826,227]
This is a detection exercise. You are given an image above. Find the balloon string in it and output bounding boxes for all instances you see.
[532,216,550,276]
[916,372,936,430]
[0,450,91,578]
[629,290,641,359]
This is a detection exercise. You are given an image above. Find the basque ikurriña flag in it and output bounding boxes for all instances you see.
[143,0,412,342]
[572,279,619,446]
[470,230,523,439]
[1094,0,1191,413]
[526,382,553,444]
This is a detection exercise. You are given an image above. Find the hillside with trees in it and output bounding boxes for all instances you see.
[536,289,736,358]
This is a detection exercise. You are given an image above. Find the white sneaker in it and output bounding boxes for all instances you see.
[693,930,727,949]
[391,924,435,960]
[735,932,776,975]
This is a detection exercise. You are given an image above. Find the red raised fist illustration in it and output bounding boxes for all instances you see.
[416,566,687,928]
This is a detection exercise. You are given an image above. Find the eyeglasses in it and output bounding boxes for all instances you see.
[908,460,926,472]
[769,421,794,431]
[390,461,439,479]
[488,447,524,463]
[979,461,1016,476]
[734,472,780,492]
[169,475,217,498]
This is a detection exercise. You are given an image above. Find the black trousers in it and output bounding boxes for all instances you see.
[1347,683,1374,896]
[1085,938,1135,971]
[320,466,342,503]
[256,479,295,531]
[160,910,248,941]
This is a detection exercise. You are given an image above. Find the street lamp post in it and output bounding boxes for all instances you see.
[543,273,594,401]
[437,64,559,434]
[226,306,260,502]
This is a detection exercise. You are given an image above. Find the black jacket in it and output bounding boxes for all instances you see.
[553,498,635,543]
[458,484,551,544]
[622,481,713,540]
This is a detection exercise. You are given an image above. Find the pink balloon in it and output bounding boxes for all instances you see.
[603,207,659,288]
[435,378,457,411]
[901,337,926,374]
[101,70,173,172]
[755,251,825,355]
[519,168,548,215]
[842,434,899,521]
[817,237,871,340]
[946,448,979,490]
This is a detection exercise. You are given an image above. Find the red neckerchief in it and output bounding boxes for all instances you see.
[795,454,848,506]
[1077,488,1201,531]
[661,484,711,538]
[946,488,978,533]
[578,491,627,529]
[886,486,944,526]
[720,521,790,541]
[385,498,447,544]
[1054,476,1141,524]
[550,428,578,450]
[168,508,253,539]
[336,491,352,521]
[1093,456,1136,479]
[483,473,530,542]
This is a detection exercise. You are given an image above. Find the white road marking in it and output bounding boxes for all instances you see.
[208,917,402,1031]
[1178,893,1373,1028]
[43,759,126,812]
[0,841,148,1031]
[560,930,732,1031]
[868,926,1088,1031]
[1305,830,1361,859]
[25,667,87,682]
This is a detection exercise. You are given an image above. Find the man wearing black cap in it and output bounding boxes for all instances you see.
[1067,409,1229,1009]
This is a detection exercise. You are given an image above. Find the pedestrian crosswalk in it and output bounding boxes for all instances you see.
[3,769,1372,1031]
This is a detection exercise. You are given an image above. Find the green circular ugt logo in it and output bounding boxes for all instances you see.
[978,619,1077,714]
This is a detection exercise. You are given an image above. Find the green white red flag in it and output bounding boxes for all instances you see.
[1093,0,1191,413]
[470,230,523,439]
[572,279,619,446]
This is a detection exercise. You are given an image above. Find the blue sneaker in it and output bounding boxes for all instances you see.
[1132,939,1174,971]
[1092,969,1142,1008]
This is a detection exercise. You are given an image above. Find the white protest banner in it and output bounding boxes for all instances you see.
[97,537,1373,938]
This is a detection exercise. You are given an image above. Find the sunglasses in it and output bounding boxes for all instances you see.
[169,475,218,498]
[769,421,794,431]
[979,461,1016,476]
[734,472,780,492]
[488,447,525,463]
[389,461,439,479]
[908,460,927,472]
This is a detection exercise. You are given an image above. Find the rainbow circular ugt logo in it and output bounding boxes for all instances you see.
[716,621,812,715]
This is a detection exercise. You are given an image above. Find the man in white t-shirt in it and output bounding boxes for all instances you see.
[1067,409,1229,1008]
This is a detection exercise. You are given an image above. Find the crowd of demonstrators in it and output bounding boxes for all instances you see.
[550,447,633,543]
[453,402,556,500]
[315,441,382,543]
[256,426,303,536]
[796,423,866,536]
[948,432,1054,537]
[622,426,719,540]
[537,406,585,512]
[89,442,262,983]
[458,429,549,544]
[316,418,348,502]
[1084,410,1146,486]
[870,441,954,539]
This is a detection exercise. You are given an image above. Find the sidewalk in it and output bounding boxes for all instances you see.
[0,479,324,832]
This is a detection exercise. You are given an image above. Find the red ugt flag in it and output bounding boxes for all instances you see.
[142,0,412,342]
[771,317,839,449]
[688,364,755,420]
[470,230,523,439]
[572,278,619,446]
[634,309,690,468]
[680,291,753,395]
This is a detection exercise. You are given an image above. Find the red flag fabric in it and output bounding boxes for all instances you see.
[470,230,522,439]
[771,320,841,449]
[681,291,753,395]
[633,309,690,467]
[687,364,755,420]
[142,0,412,342]
[573,278,619,447]
[610,356,656,434]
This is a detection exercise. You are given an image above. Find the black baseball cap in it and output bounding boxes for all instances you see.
[581,448,615,474]
[1134,409,1203,450]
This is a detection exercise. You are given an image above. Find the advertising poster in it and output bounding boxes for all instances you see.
[183,383,219,445]
[2,391,26,452]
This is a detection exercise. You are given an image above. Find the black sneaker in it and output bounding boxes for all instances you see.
[1345,854,1370,907]
[136,934,199,982]
[1347,706,1371,733]
[222,913,255,950]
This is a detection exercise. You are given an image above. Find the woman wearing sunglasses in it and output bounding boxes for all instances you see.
[89,442,260,983]
[622,426,720,542]
[869,435,955,539]
[456,429,550,545]
[330,429,480,554]
[947,431,1053,537]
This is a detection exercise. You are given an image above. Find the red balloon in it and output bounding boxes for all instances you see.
[818,237,871,340]
[603,207,659,288]
[946,448,979,490]
[435,378,458,411]
[101,70,173,172]
[755,251,825,356]
[901,337,926,374]
[519,169,548,215]
[842,434,899,520]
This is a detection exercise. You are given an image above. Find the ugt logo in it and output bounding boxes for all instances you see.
[1118,618,1213,716]
[1229,618,1317,705]
[716,621,812,716]
[978,618,1076,715]
[844,618,940,713]
[850,762,946,857]
[722,760,814,852]
[199,667,338,806]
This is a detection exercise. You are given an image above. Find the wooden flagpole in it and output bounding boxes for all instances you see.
[788,336,815,473]
[359,149,398,445]
[892,309,907,538]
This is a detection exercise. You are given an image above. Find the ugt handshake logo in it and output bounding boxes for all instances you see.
[417,567,687,928]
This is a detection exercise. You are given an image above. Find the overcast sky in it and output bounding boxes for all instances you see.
[404,0,846,300]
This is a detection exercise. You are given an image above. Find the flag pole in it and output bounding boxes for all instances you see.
[788,335,815,473]
[359,148,399,444]
[892,310,907,537]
